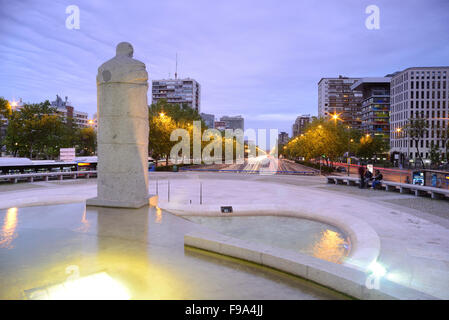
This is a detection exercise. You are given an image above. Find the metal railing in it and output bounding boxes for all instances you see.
[0,170,97,183]
[179,168,317,175]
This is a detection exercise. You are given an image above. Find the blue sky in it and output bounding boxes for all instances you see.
[0,0,448,135]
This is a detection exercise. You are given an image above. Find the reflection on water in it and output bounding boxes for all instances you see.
[0,207,18,249]
[155,207,162,224]
[185,216,350,264]
[74,207,90,233]
[0,204,346,300]
[312,229,349,263]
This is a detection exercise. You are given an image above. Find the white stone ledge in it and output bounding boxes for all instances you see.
[162,202,380,270]
[184,231,438,300]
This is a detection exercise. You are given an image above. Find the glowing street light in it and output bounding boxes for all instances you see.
[329,112,341,124]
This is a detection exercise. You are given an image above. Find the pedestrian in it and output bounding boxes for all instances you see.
[358,165,366,189]
[372,170,383,189]
[364,169,373,187]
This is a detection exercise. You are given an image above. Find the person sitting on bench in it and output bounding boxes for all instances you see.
[372,170,383,189]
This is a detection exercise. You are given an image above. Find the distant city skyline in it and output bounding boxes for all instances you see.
[1,0,448,135]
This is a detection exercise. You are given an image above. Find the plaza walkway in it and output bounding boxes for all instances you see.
[1,172,448,299]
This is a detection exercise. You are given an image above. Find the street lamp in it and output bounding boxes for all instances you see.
[329,112,341,125]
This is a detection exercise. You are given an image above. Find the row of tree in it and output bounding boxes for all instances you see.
[148,99,243,166]
[0,97,96,159]
[403,117,449,167]
[1,97,236,162]
[282,116,449,168]
[281,118,389,166]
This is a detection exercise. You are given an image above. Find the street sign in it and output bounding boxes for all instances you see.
[60,148,75,162]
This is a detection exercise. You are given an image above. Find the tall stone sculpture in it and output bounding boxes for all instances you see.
[87,42,149,208]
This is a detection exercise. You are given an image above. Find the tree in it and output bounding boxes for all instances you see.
[405,117,428,168]
[76,127,97,156]
[148,99,204,166]
[0,97,12,155]
[3,101,67,159]
[355,134,388,161]
[282,118,348,166]
[439,126,449,162]
[429,143,441,167]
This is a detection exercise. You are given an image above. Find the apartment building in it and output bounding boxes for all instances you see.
[292,114,312,137]
[318,76,363,129]
[51,95,89,128]
[351,77,391,142]
[152,78,201,112]
[390,67,449,162]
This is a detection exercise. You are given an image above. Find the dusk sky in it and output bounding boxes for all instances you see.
[1,0,448,135]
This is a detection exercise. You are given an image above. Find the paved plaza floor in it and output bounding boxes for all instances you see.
[1,172,448,299]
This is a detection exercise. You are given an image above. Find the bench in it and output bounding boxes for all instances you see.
[327,175,449,200]
[326,176,360,186]
[382,181,449,199]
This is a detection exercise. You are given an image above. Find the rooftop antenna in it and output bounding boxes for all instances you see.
[175,53,178,79]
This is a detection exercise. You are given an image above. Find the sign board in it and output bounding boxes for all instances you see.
[412,171,425,186]
[60,148,76,162]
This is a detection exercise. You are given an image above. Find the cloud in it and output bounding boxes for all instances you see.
[0,0,448,134]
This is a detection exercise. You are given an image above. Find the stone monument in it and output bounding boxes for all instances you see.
[87,42,150,208]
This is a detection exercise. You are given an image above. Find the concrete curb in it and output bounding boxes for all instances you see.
[184,231,438,300]
[161,202,380,270]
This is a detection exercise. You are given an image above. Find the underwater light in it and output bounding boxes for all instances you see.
[28,272,130,300]
[368,261,386,278]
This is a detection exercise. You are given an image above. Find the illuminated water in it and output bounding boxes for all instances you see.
[0,203,347,300]
[185,216,350,264]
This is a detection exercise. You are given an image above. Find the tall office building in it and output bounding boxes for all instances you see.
[152,78,201,112]
[390,67,449,162]
[200,113,215,128]
[318,76,363,129]
[220,115,244,131]
[51,95,89,128]
[292,114,312,137]
[351,78,391,142]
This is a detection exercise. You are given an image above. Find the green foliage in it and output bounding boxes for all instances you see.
[282,117,388,164]
[404,117,428,167]
[429,143,441,165]
[76,127,97,156]
[283,118,351,162]
[355,134,388,159]
[0,97,11,119]
[3,101,68,159]
[148,99,204,165]
[0,97,12,153]
[3,100,97,159]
